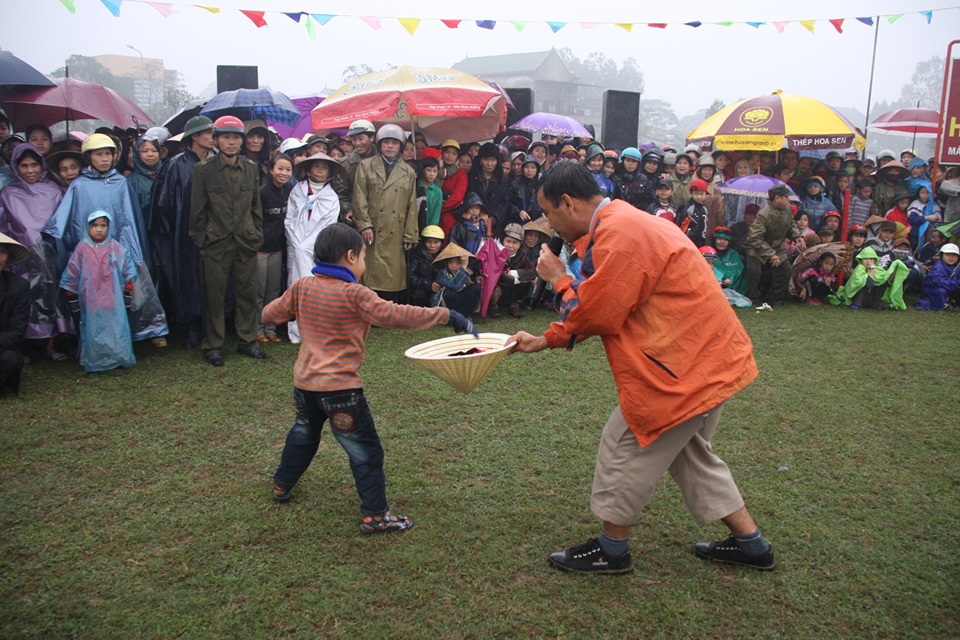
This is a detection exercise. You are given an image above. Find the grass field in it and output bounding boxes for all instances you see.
[2,304,958,639]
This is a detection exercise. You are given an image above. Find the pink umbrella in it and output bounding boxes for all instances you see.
[869,108,939,137]
[0,77,153,129]
[267,93,327,139]
[475,240,509,318]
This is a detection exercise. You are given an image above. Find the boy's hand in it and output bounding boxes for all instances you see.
[446,310,478,338]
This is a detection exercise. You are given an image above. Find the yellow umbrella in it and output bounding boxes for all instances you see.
[687,90,866,153]
[310,65,506,145]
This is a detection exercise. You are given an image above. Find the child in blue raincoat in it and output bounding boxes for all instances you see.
[60,211,137,372]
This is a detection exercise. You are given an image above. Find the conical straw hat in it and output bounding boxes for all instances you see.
[0,232,29,266]
[523,216,552,236]
[432,241,476,266]
[404,332,516,394]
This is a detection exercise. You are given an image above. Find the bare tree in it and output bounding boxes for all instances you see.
[900,56,945,109]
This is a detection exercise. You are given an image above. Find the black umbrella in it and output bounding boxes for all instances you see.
[161,97,207,135]
[0,50,55,89]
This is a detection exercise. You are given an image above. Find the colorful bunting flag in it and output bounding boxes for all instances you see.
[829,18,844,33]
[716,21,733,27]
[399,18,420,35]
[311,14,334,25]
[921,10,933,23]
[240,10,266,27]
[58,0,76,13]
[547,22,566,33]
[887,13,903,24]
[476,20,496,30]
[441,19,461,29]
[614,23,633,31]
[147,2,174,16]
[684,21,702,28]
[800,20,816,33]
[283,12,303,22]
[773,21,788,33]
[361,16,381,30]
[856,17,874,26]
[305,15,316,39]
[580,23,599,29]
[511,21,527,32]
[194,5,220,13]
[746,22,764,29]
[647,23,667,29]
[100,0,122,16]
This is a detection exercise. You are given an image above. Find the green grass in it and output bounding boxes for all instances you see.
[2,305,959,639]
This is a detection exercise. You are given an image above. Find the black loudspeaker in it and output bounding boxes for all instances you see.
[217,65,258,93]
[505,87,534,126]
[602,90,640,151]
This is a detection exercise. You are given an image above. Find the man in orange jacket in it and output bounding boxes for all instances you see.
[508,161,775,574]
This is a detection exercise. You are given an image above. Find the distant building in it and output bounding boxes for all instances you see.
[452,49,604,137]
[95,54,178,112]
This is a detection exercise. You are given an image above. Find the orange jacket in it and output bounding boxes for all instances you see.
[544,199,758,447]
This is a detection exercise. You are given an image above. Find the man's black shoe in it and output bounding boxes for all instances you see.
[548,538,633,574]
[204,351,224,367]
[694,536,776,570]
[237,345,270,360]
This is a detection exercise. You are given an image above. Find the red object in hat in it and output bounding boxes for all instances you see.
[698,246,718,258]
[421,147,442,160]
[745,204,760,214]
[690,178,710,192]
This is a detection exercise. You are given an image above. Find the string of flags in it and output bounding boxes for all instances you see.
[59,0,955,41]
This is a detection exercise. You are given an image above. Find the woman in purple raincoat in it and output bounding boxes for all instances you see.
[0,143,66,360]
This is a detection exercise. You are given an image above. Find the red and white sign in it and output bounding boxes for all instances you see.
[939,57,960,165]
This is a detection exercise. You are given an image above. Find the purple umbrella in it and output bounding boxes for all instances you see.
[510,112,591,139]
[268,93,327,139]
[717,175,795,226]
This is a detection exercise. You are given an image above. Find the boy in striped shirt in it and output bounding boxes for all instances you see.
[263,223,475,534]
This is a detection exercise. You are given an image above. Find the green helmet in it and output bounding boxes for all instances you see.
[183,115,214,139]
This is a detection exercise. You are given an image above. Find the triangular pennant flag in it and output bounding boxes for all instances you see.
[58,0,76,12]
[476,20,496,30]
[511,21,527,32]
[887,14,903,24]
[830,18,844,33]
[399,18,420,35]
[746,22,765,29]
[305,16,316,40]
[441,19,461,29]
[685,21,702,28]
[547,22,566,33]
[195,5,221,13]
[147,2,174,17]
[240,10,267,28]
[716,21,733,27]
[773,21,788,32]
[580,22,599,29]
[856,17,874,26]
[100,0,122,16]
[284,12,303,23]
[920,10,932,23]
[800,20,816,33]
[647,23,667,29]
[311,14,334,25]
[361,16,382,30]
[614,23,633,31]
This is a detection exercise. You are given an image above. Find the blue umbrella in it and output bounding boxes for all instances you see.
[200,88,300,126]
[0,50,55,89]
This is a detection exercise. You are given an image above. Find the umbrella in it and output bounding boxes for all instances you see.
[868,108,939,137]
[475,240,510,317]
[0,50,55,89]
[788,241,852,297]
[310,65,506,145]
[1,77,153,129]
[686,90,866,153]
[268,93,327,139]
[509,112,591,139]
[161,97,207,135]
[716,175,792,225]
[200,88,300,126]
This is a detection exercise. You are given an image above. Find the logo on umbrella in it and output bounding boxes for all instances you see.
[739,107,774,128]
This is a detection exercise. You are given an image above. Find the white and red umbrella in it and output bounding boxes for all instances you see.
[310,65,506,145]
[868,108,939,137]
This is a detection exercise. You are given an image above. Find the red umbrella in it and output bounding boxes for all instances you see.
[868,108,939,137]
[1,77,153,129]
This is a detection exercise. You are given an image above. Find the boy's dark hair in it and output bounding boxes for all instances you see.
[419,156,439,173]
[855,179,873,191]
[538,160,601,208]
[877,221,897,233]
[313,222,364,263]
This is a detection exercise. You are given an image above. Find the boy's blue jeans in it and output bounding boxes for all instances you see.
[274,388,389,516]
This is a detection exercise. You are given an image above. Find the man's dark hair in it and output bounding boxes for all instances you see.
[314,222,364,263]
[419,156,439,172]
[538,159,601,208]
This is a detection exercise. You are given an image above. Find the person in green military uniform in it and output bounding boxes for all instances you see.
[352,124,419,301]
[743,184,806,306]
[189,115,268,366]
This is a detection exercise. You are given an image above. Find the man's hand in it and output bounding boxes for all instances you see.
[403,242,415,251]
[795,237,806,251]
[431,282,441,292]
[537,243,566,285]
[520,210,531,222]
[507,331,548,354]
[769,255,781,267]
[361,228,374,245]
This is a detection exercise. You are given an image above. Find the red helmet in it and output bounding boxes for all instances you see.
[699,246,718,259]
[213,115,245,137]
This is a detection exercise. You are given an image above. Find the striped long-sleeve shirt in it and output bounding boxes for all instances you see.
[262,274,450,391]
